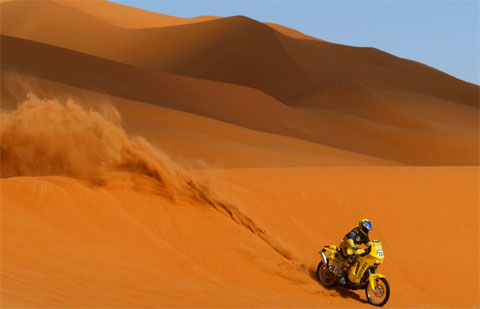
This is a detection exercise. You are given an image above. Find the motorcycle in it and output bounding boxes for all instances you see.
[316,240,390,306]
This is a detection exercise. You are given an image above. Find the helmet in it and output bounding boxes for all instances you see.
[359,218,373,235]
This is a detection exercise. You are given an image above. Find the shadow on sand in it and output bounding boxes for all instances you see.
[334,286,368,304]
[308,266,368,305]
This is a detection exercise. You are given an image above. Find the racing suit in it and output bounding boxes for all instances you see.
[339,227,370,266]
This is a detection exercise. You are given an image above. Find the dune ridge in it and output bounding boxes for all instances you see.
[2,35,477,165]
[53,0,218,28]
[1,72,398,168]
[2,0,478,106]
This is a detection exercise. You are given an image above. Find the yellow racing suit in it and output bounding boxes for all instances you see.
[339,227,370,266]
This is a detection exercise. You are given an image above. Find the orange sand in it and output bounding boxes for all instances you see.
[1,0,479,307]
[2,167,478,307]
[1,36,477,165]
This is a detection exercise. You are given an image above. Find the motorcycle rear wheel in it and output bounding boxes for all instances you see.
[365,277,390,306]
[316,261,337,288]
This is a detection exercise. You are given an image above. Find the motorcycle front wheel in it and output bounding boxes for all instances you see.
[316,261,337,288]
[365,277,390,306]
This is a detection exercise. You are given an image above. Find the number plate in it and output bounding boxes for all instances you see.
[376,243,384,257]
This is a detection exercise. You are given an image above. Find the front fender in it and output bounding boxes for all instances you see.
[320,250,328,265]
[368,273,386,290]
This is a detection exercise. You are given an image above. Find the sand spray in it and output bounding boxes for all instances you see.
[0,94,312,276]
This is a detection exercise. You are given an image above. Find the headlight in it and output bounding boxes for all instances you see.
[375,259,383,264]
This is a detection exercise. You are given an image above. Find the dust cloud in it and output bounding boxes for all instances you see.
[0,94,302,266]
[0,93,196,197]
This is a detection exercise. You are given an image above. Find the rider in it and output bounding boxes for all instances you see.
[338,218,373,283]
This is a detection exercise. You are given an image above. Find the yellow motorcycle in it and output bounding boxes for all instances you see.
[316,240,390,306]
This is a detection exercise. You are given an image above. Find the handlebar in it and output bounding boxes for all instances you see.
[359,245,372,257]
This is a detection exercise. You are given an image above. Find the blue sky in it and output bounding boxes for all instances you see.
[112,0,479,84]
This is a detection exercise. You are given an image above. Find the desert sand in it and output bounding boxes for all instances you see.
[1,0,479,307]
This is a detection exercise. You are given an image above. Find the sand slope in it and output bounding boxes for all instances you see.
[0,72,393,168]
[213,166,480,307]
[2,0,478,106]
[1,174,323,308]
[273,31,479,108]
[1,167,478,307]
[1,1,479,307]
[2,35,477,165]
[0,1,315,102]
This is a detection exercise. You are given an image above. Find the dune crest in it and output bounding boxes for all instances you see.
[53,0,218,28]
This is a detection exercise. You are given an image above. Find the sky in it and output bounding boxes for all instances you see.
[111,0,479,84]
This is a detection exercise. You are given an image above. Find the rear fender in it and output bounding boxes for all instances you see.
[368,273,386,290]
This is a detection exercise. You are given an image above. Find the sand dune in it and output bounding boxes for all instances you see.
[54,0,217,28]
[0,96,383,306]
[110,98,396,168]
[2,35,477,165]
[213,166,479,307]
[0,174,353,308]
[1,1,479,307]
[265,22,321,40]
[0,76,393,168]
[0,1,314,101]
[2,0,478,106]
[2,166,478,307]
[290,80,479,164]
[0,34,301,135]
[291,79,427,128]
[273,31,479,108]
[2,97,477,305]
[294,107,478,165]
